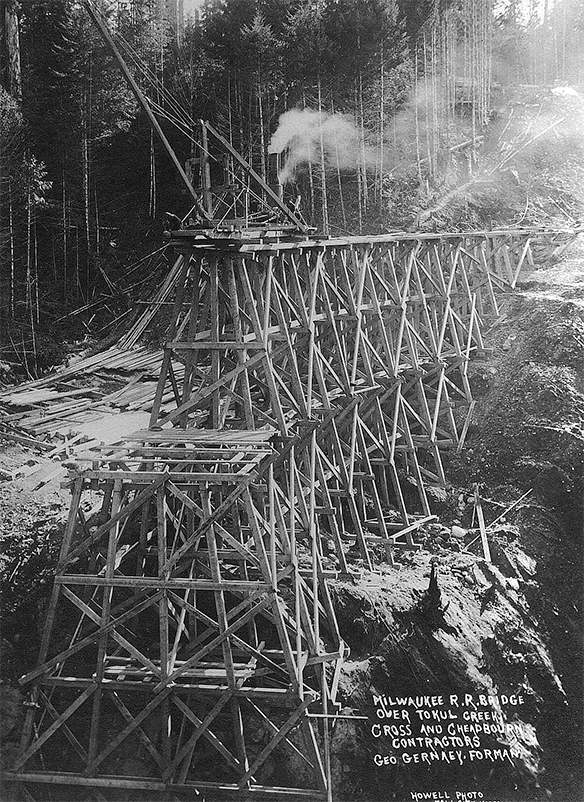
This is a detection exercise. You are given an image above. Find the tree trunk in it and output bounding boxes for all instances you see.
[358,69,368,215]
[302,89,315,224]
[378,45,385,213]
[354,82,363,234]
[82,116,90,297]
[33,220,39,325]
[94,189,100,258]
[25,163,38,375]
[26,161,31,314]
[317,77,329,234]
[9,177,15,316]
[414,51,423,184]
[257,80,266,182]
[62,172,67,303]
[330,96,347,231]
[1,0,21,99]
[150,128,156,218]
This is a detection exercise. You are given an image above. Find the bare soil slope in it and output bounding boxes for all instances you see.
[325,238,584,801]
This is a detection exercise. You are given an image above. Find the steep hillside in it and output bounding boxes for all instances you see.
[324,239,584,801]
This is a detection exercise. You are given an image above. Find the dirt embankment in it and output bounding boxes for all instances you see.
[327,240,584,801]
[0,446,70,779]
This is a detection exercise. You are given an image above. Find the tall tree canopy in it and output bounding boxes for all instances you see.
[1,0,583,374]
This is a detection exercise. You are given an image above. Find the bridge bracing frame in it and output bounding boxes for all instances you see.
[10,230,552,801]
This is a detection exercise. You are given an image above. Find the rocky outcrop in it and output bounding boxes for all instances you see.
[329,245,584,801]
[329,550,561,800]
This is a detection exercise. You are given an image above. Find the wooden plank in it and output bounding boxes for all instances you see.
[245,699,314,768]
[169,690,234,783]
[92,446,271,459]
[167,591,290,681]
[237,701,312,787]
[239,259,292,432]
[474,485,491,563]
[0,430,53,451]
[59,588,162,679]
[19,591,163,686]
[202,487,238,698]
[37,689,88,764]
[57,576,271,592]
[87,687,171,773]
[153,596,274,693]
[168,340,267,350]
[227,257,258,430]
[161,481,253,574]
[126,428,275,444]
[59,473,168,569]
[6,773,327,797]
[5,772,168,791]
[14,685,97,770]
[80,470,258,483]
[19,474,85,757]
[242,488,300,688]
[155,349,268,428]
[164,480,261,569]
[172,695,243,772]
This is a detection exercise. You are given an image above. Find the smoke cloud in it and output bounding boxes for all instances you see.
[268,93,438,185]
[268,108,377,184]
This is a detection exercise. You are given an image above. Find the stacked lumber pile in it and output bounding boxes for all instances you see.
[0,344,185,487]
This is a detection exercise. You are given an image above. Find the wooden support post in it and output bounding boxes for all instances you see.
[474,484,491,563]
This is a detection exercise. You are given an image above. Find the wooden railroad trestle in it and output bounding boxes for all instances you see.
[9,229,568,800]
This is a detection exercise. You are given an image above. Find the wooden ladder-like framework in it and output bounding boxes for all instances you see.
[13,429,341,800]
[11,229,543,801]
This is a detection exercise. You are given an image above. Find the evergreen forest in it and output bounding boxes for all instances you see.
[1,0,583,378]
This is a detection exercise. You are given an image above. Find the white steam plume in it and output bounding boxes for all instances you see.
[268,108,376,184]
